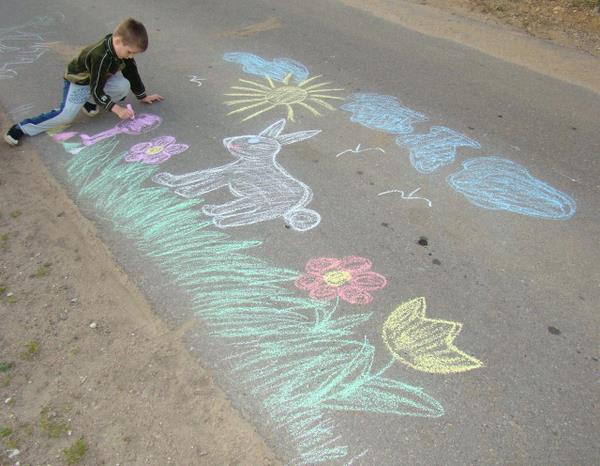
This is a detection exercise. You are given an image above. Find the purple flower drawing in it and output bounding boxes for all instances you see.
[125,136,189,165]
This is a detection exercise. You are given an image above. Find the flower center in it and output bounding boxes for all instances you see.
[146,146,164,155]
[323,270,351,287]
[266,86,308,105]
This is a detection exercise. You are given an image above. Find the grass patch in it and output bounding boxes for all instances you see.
[0,362,14,373]
[4,437,18,449]
[20,340,39,360]
[64,437,87,464]
[6,294,17,304]
[9,210,22,219]
[0,285,6,294]
[39,406,71,438]
[0,233,8,251]
[31,263,51,278]
[0,427,13,438]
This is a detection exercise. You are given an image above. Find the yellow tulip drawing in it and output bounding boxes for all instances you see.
[382,297,483,374]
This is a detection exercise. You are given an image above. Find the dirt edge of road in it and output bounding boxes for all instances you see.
[0,113,279,465]
[339,0,600,95]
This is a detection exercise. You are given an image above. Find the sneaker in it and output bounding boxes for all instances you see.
[81,101,99,117]
[4,124,23,146]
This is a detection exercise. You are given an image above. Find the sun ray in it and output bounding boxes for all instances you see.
[309,98,337,111]
[303,82,337,91]
[224,98,269,106]
[224,92,269,97]
[227,100,271,115]
[286,104,296,122]
[310,94,345,100]
[230,86,269,94]
[305,87,345,93]
[238,79,273,91]
[297,75,323,87]
[266,76,276,89]
[282,73,293,85]
[240,104,279,122]
[298,101,322,117]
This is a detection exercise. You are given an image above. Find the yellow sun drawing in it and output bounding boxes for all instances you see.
[224,73,344,122]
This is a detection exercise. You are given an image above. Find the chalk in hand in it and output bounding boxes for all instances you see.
[126,104,135,120]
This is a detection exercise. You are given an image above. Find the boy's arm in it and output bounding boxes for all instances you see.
[89,52,115,111]
[122,58,147,100]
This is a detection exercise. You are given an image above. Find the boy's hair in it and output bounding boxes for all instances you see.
[114,18,148,51]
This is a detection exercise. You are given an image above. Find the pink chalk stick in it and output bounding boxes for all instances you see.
[126,104,135,119]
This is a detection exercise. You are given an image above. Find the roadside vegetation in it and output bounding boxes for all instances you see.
[444,0,600,55]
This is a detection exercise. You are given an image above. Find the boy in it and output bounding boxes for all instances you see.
[4,17,163,146]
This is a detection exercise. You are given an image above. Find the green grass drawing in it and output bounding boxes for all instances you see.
[65,137,443,464]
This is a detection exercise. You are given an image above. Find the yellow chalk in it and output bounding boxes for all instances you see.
[382,297,483,374]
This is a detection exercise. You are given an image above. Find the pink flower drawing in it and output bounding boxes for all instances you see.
[295,256,387,305]
[125,136,189,165]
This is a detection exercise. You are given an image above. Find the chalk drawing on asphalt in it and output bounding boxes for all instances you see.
[224,73,344,122]
[335,144,385,158]
[79,113,163,146]
[65,139,445,465]
[295,256,387,305]
[51,129,78,142]
[383,297,484,374]
[396,126,481,174]
[153,119,322,231]
[224,52,310,82]
[125,136,189,165]
[0,14,64,79]
[447,157,577,219]
[51,114,163,155]
[378,188,432,208]
[0,32,50,79]
[340,93,428,134]
[188,75,206,86]
[340,92,577,219]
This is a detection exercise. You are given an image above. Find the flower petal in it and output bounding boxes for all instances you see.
[143,152,172,165]
[305,257,341,273]
[294,272,322,291]
[350,271,387,291]
[125,151,143,162]
[151,135,176,147]
[129,142,153,153]
[339,287,373,305]
[339,256,373,273]
[309,283,339,300]
[163,143,189,156]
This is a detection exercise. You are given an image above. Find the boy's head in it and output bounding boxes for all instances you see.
[113,18,148,59]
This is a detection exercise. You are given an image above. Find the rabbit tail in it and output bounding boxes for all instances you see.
[284,208,321,231]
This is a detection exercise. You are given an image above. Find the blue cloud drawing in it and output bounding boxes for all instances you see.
[447,157,576,220]
[223,52,309,82]
[396,126,481,174]
[340,93,428,134]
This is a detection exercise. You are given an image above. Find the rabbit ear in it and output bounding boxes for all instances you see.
[259,119,287,138]
[277,129,321,145]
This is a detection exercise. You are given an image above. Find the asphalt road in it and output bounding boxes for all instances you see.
[1,0,599,464]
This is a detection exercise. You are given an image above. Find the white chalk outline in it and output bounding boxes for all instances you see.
[335,144,385,158]
[378,188,432,208]
[188,75,206,86]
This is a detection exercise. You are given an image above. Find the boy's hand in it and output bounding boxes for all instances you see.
[140,94,164,104]
[112,104,135,120]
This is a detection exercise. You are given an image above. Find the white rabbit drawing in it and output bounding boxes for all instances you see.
[152,119,322,231]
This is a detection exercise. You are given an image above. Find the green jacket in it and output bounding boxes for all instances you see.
[64,33,146,111]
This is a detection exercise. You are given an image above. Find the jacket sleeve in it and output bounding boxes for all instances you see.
[88,51,115,111]
[122,58,147,100]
